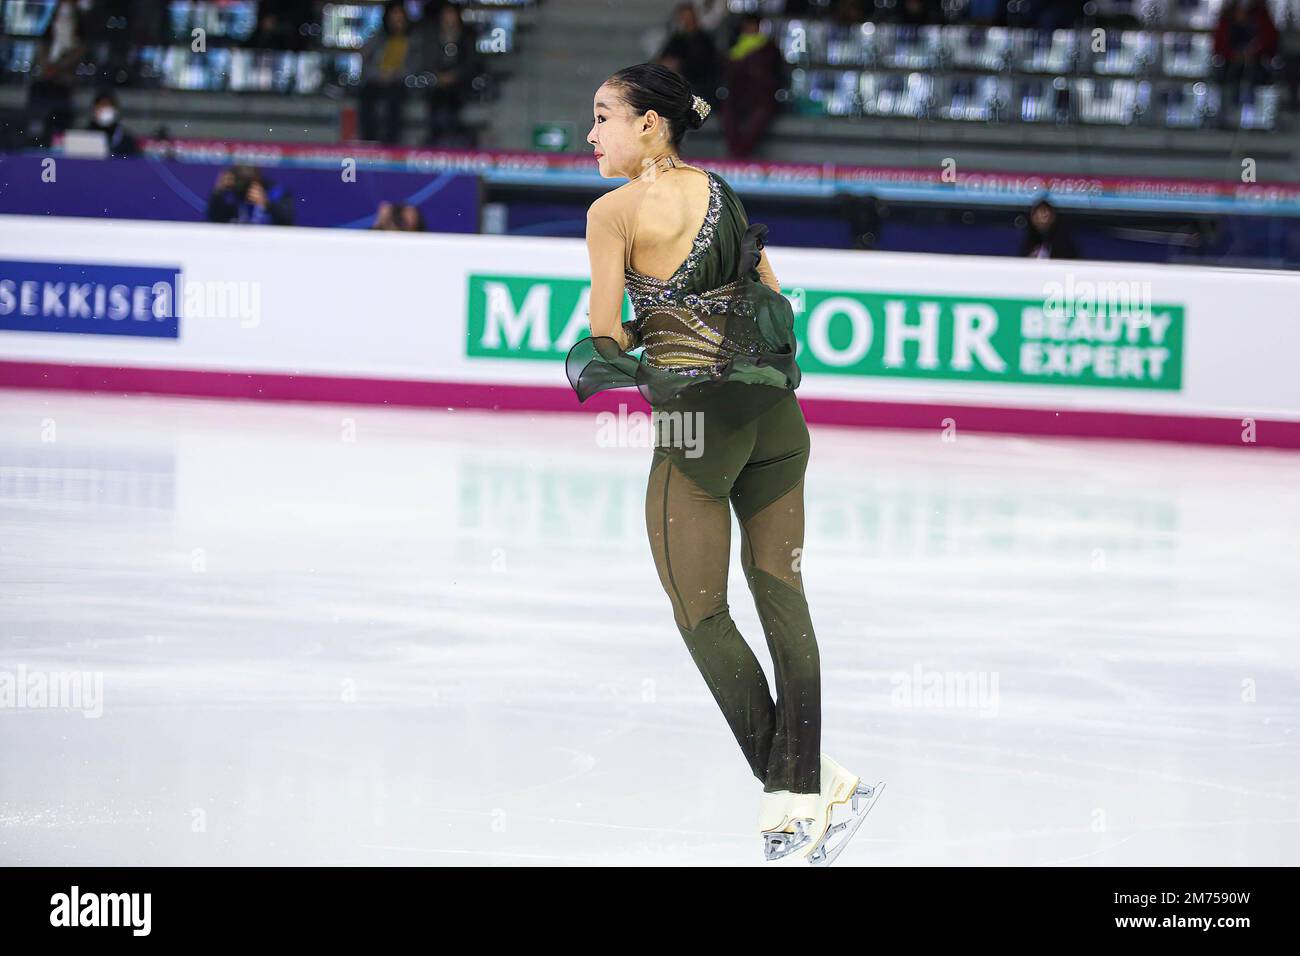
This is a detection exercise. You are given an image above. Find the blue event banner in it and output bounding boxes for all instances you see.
[0,154,480,231]
[0,260,181,338]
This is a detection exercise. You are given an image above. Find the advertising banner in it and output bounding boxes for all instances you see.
[1,214,1295,445]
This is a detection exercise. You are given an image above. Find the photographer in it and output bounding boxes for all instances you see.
[206,165,296,226]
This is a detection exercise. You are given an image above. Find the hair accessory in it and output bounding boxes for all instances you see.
[691,95,711,123]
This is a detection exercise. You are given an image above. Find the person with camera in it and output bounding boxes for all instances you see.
[206,165,296,226]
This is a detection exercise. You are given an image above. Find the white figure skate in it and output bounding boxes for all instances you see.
[758,789,821,862]
[803,753,884,867]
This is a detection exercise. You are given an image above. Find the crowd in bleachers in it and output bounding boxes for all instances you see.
[652,0,1299,154]
[8,0,498,149]
[718,0,1297,30]
[1,0,1296,264]
[9,0,1298,156]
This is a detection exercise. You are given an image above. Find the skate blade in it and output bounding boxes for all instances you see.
[796,769,864,859]
[807,781,885,867]
[762,822,812,861]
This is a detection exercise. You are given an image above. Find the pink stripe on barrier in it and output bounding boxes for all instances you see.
[796,394,1300,447]
[1,360,1296,449]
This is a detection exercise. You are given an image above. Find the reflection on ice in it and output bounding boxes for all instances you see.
[1,391,1298,865]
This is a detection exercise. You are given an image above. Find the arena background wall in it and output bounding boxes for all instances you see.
[1,214,1296,448]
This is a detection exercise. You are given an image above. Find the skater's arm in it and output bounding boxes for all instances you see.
[756,248,782,295]
[585,198,635,351]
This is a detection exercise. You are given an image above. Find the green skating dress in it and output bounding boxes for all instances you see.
[565,169,800,419]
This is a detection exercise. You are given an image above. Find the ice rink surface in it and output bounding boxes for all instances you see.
[1,389,1298,866]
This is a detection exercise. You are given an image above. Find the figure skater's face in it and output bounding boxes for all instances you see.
[587,82,669,180]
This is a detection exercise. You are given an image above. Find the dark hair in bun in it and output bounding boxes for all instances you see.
[605,63,708,148]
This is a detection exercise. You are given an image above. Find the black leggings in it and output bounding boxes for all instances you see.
[645,382,821,794]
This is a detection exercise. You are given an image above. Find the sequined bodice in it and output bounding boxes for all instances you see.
[624,171,765,376]
[565,166,800,408]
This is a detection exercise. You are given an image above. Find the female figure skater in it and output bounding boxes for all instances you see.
[566,64,881,865]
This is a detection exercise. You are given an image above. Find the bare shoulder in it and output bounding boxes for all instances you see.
[639,168,710,231]
[588,180,643,221]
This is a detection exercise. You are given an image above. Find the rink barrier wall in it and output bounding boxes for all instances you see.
[1,215,1298,449]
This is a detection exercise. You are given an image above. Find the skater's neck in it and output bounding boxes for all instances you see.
[630,151,685,182]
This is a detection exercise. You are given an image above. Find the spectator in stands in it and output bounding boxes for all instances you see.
[373,201,401,230]
[28,0,87,144]
[372,201,427,231]
[398,203,427,231]
[359,1,425,144]
[86,90,139,158]
[1019,199,1077,259]
[78,0,135,89]
[721,15,783,159]
[1214,0,1279,108]
[207,165,295,226]
[658,3,720,106]
[423,2,481,147]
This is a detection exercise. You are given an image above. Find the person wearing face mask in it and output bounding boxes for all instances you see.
[87,91,138,158]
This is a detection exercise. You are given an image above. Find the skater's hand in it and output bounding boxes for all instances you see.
[756,247,782,294]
